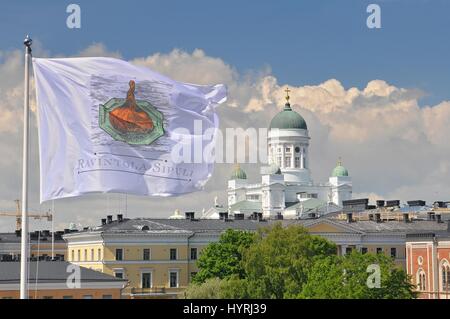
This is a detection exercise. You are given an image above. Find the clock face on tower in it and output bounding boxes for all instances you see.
[295,146,300,153]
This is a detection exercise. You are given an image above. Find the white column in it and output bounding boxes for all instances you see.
[300,147,304,169]
[290,144,295,168]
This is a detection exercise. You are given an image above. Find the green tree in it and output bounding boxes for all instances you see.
[185,276,251,299]
[241,223,337,298]
[300,251,416,299]
[192,229,255,284]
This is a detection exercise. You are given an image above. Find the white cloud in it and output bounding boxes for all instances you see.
[0,44,449,231]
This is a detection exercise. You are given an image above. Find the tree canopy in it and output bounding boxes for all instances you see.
[192,228,255,284]
[189,223,416,299]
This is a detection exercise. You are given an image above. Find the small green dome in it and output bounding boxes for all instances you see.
[230,165,247,180]
[332,160,349,177]
[269,103,308,130]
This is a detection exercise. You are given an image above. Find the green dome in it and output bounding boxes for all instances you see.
[230,165,247,180]
[332,163,349,177]
[269,103,308,130]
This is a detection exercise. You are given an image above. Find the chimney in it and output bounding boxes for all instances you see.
[376,200,385,208]
[346,213,353,223]
[101,218,107,225]
[437,214,442,223]
[219,212,228,220]
[185,212,195,220]
[107,215,113,224]
[403,213,410,223]
[234,213,244,220]
[375,213,382,223]
[117,214,123,222]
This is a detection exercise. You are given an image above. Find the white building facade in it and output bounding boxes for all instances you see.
[227,91,352,219]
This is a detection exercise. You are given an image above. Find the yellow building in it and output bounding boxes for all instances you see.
[286,212,449,269]
[63,209,449,298]
[64,214,261,299]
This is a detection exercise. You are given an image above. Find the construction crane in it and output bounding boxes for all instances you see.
[0,200,52,231]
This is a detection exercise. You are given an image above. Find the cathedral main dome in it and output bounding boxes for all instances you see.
[269,89,307,130]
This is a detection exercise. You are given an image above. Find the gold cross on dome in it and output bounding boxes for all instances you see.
[285,87,291,102]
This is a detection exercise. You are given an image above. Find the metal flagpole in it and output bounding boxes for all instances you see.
[20,35,32,300]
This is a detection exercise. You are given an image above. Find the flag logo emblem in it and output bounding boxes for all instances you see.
[99,80,164,145]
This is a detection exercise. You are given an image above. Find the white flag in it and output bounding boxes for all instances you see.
[33,57,226,202]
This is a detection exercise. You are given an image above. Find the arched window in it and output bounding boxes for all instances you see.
[440,260,450,292]
[416,269,426,291]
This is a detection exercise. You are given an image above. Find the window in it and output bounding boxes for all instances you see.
[417,270,426,291]
[71,250,74,261]
[102,295,113,299]
[82,295,93,299]
[169,271,178,288]
[143,249,150,261]
[295,157,300,168]
[441,263,450,291]
[285,147,291,153]
[170,248,177,260]
[77,250,80,261]
[345,247,353,255]
[98,248,102,261]
[361,247,368,254]
[276,157,282,167]
[277,148,281,153]
[295,146,300,153]
[390,248,397,258]
[190,248,198,260]
[90,249,94,261]
[114,271,124,279]
[43,296,53,299]
[115,249,123,261]
[84,249,87,261]
[142,273,152,289]
[376,248,383,254]
[63,296,73,299]
[284,156,291,168]
[247,194,260,201]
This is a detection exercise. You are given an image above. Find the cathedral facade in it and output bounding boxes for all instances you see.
[227,90,352,219]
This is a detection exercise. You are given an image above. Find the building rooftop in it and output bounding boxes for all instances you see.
[0,232,66,244]
[76,217,264,235]
[0,261,126,284]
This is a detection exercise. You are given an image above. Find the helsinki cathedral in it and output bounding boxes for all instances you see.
[219,88,353,220]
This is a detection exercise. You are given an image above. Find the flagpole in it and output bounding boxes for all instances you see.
[20,35,32,300]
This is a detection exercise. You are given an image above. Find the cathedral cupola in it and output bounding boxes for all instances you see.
[269,87,307,130]
[230,164,247,180]
[332,158,349,177]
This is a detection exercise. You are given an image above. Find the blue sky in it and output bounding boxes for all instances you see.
[0,0,450,229]
[1,0,449,106]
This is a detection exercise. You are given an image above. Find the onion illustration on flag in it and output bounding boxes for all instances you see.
[99,80,165,145]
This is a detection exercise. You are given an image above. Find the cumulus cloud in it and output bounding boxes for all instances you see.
[0,44,449,232]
